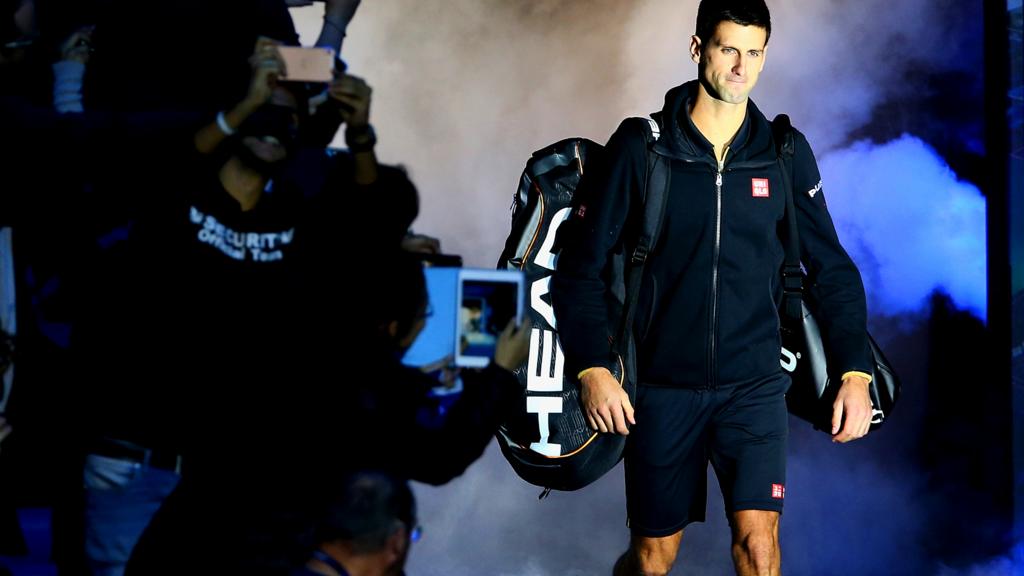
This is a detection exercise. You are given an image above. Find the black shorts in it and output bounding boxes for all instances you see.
[624,372,791,537]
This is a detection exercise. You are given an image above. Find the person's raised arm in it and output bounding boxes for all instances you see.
[194,37,284,155]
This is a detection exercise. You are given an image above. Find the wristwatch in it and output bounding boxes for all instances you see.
[345,124,376,153]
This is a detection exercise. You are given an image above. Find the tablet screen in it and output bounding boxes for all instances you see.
[456,271,524,367]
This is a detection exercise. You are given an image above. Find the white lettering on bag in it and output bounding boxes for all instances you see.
[524,207,574,455]
[527,396,563,457]
[780,347,799,372]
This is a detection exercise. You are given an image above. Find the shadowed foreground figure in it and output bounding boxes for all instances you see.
[291,472,418,576]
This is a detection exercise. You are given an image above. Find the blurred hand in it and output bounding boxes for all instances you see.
[420,354,460,389]
[245,37,285,107]
[329,73,372,129]
[493,317,532,372]
[60,26,95,64]
[401,233,441,255]
[580,367,634,435]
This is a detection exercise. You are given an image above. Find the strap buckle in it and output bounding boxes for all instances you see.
[631,245,649,266]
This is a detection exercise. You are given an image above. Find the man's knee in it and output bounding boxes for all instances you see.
[734,531,778,565]
[731,511,780,572]
[618,531,683,576]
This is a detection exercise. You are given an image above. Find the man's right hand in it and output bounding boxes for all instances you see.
[245,37,285,108]
[580,367,635,435]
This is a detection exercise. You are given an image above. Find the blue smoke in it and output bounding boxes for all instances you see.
[818,135,987,320]
[934,542,1024,575]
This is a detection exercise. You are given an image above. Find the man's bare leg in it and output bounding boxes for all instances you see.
[730,510,781,576]
[613,530,683,576]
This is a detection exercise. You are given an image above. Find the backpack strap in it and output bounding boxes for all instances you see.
[771,113,803,322]
[613,116,671,357]
[644,117,661,140]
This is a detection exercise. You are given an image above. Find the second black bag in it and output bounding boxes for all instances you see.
[772,115,901,432]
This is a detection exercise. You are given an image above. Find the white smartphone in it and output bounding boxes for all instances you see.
[276,46,335,83]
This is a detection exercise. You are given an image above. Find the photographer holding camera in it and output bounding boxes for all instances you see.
[126,248,531,574]
[74,28,392,574]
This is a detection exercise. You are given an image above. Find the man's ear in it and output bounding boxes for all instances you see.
[690,34,702,64]
[386,320,400,340]
[384,523,408,565]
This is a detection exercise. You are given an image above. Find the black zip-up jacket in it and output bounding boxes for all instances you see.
[552,80,872,388]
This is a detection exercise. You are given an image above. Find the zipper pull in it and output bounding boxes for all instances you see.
[716,172,723,187]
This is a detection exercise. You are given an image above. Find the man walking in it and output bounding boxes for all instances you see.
[552,1,875,574]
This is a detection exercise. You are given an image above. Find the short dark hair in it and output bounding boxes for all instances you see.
[695,0,772,47]
[363,251,428,343]
[375,165,420,248]
[315,472,417,554]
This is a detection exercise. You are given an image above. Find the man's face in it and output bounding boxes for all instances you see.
[239,86,300,167]
[691,20,768,105]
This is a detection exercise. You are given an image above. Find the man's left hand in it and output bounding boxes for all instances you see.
[831,374,872,443]
[328,73,372,129]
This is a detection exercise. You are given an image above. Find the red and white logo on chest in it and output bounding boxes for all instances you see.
[751,178,770,198]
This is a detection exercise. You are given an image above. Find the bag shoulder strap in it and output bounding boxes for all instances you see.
[771,114,804,321]
[615,115,671,354]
